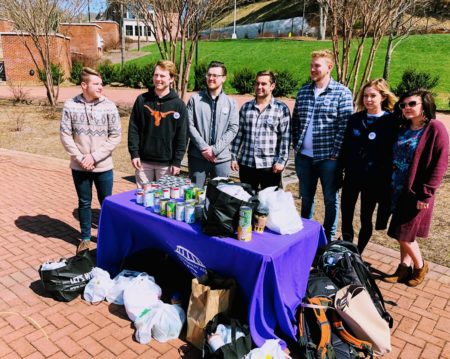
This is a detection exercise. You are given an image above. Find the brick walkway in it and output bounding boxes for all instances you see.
[0,148,449,359]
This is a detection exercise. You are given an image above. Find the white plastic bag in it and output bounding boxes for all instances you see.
[258,187,303,235]
[123,273,162,321]
[245,339,290,359]
[151,302,186,342]
[83,267,113,303]
[106,270,141,305]
[134,301,186,344]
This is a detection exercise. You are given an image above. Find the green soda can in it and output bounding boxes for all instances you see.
[184,187,194,200]
[166,200,177,219]
[238,206,253,241]
[159,198,169,216]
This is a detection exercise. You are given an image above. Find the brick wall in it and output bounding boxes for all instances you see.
[93,21,119,49]
[1,33,71,84]
[59,23,102,62]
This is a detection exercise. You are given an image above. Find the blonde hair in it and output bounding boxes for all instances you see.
[311,49,334,65]
[356,78,398,112]
[79,67,101,84]
[154,60,178,78]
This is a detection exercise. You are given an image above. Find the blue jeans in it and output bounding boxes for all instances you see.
[72,169,113,240]
[295,154,340,240]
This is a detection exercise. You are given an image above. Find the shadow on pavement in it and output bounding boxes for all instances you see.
[15,214,79,245]
[72,208,100,229]
[29,279,53,299]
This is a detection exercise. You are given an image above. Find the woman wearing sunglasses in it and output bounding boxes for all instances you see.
[384,89,449,286]
[341,79,398,254]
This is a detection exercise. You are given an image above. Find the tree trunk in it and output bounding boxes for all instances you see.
[383,33,394,81]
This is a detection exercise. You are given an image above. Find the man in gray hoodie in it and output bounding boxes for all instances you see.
[187,61,239,187]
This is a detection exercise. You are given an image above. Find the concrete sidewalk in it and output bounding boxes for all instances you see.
[0,147,449,358]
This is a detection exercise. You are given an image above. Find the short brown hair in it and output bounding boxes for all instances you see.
[154,60,178,78]
[311,49,334,65]
[356,78,398,112]
[397,88,436,123]
[79,67,101,84]
[256,70,276,84]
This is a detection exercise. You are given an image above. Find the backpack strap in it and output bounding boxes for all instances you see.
[329,310,374,358]
[308,297,335,359]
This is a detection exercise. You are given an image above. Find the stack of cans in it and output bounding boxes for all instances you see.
[135,175,207,225]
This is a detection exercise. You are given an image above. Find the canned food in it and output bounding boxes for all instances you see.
[171,187,180,199]
[166,200,177,219]
[176,203,185,221]
[143,182,151,192]
[153,198,161,214]
[162,188,170,199]
[184,187,194,200]
[185,205,195,223]
[195,204,204,220]
[159,198,169,216]
[143,190,155,208]
[136,189,144,205]
[196,189,205,203]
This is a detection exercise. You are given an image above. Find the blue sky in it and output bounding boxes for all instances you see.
[88,0,107,14]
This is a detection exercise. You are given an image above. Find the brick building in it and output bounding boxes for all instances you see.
[93,21,119,49]
[0,32,71,84]
[59,23,103,63]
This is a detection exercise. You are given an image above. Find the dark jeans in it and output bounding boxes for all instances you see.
[341,179,378,254]
[72,169,113,240]
[295,154,340,240]
[188,156,231,187]
[239,165,281,193]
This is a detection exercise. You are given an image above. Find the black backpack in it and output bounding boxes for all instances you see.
[317,241,394,328]
[297,269,373,359]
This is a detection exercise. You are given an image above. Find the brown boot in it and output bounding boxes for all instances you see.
[383,264,412,283]
[407,261,429,287]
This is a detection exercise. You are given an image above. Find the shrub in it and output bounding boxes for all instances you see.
[394,68,439,96]
[97,61,121,85]
[231,67,256,95]
[194,62,208,91]
[38,63,64,86]
[273,70,299,97]
[141,63,155,89]
[120,63,144,88]
[70,62,84,85]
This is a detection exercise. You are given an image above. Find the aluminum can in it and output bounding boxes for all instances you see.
[166,200,177,219]
[185,205,195,223]
[162,188,170,199]
[176,203,185,221]
[238,206,252,241]
[136,189,144,205]
[143,190,155,208]
[159,198,169,216]
[196,189,205,203]
[171,186,180,199]
[185,178,192,185]
[184,187,194,200]
[153,198,161,214]
[195,204,204,220]
[143,182,151,192]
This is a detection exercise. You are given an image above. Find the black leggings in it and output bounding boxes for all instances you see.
[239,165,281,193]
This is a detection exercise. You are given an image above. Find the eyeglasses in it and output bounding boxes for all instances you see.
[206,74,225,79]
[399,101,422,109]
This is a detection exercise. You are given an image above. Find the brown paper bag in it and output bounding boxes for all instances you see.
[186,273,235,349]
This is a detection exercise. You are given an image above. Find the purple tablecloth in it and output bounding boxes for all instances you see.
[97,190,327,348]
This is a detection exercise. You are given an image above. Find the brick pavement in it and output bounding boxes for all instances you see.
[0,147,449,358]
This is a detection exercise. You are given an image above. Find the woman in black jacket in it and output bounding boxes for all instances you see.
[341,79,398,254]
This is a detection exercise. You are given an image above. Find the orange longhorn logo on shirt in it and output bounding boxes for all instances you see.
[144,105,175,126]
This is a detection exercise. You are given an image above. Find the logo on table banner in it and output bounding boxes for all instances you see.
[174,245,207,277]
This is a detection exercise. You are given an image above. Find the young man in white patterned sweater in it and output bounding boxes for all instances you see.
[60,67,121,253]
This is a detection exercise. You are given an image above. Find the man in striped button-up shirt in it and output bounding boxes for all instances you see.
[231,70,291,192]
[292,49,354,241]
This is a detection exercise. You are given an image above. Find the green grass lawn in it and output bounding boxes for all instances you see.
[130,34,450,110]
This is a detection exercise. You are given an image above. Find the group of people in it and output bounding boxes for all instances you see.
[60,49,448,288]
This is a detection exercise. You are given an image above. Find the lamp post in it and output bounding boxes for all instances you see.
[232,0,237,39]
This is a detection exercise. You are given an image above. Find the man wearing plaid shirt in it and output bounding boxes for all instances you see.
[231,70,291,192]
[292,50,353,240]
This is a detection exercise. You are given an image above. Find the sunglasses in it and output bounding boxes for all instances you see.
[399,101,422,109]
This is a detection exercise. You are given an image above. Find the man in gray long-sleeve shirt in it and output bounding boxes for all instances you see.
[187,61,239,187]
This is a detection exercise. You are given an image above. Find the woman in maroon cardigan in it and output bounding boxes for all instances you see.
[384,89,449,287]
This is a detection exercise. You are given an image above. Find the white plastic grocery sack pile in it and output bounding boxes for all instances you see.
[83,269,185,344]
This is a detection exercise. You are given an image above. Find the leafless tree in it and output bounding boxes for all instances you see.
[134,0,227,99]
[324,0,428,97]
[0,0,86,106]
